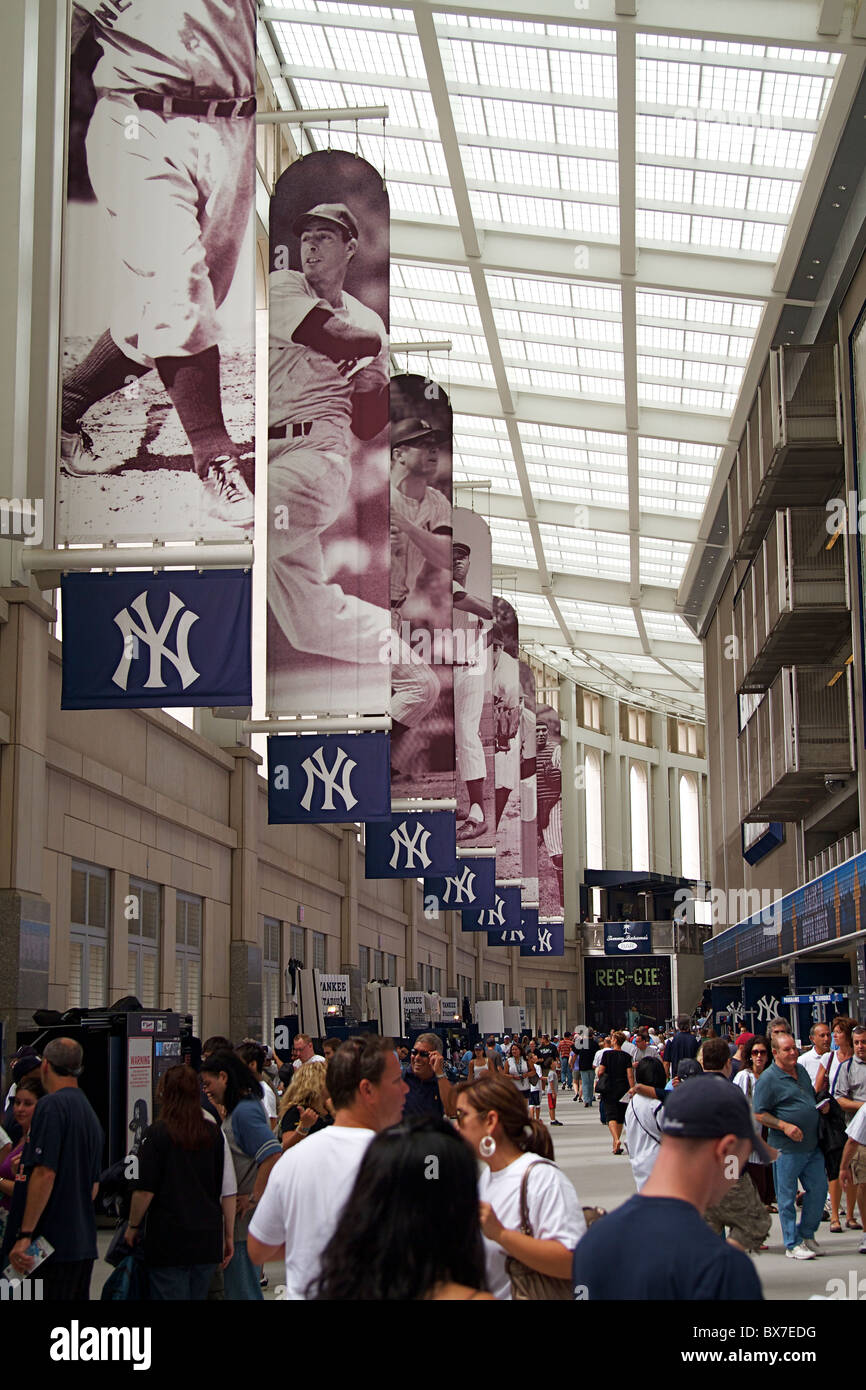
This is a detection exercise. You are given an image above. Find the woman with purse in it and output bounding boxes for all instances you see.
[455,1072,586,1300]
[814,1016,858,1232]
[596,1031,634,1155]
[733,1035,776,1210]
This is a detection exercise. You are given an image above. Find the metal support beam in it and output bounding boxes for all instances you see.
[244,716,391,732]
[22,543,253,585]
[390,340,452,353]
[255,105,388,124]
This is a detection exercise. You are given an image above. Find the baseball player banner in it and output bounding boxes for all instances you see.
[60,570,251,710]
[388,375,455,803]
[267,733,391,825]
[57,1,257,544]
[519,660,539,909]
[267,150,391,717]
[425,857,496,913]
[453,509,495,851]
[491,597,522,883]
[365,811,458,879]
[536,700,564,917]
[519,919,565,958]
[462,884,521,934]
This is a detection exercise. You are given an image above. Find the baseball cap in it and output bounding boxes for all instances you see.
[293,202,358,240]
[676,1058,703,1081]
[12,1052,42,1085]
[736,1031,755,1048]
[453,541,471,559]
[660,1074,776,1162]
[391,417,446,449]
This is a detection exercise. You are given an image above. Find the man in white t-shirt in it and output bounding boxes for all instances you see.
[797,1021,832,1086]
[248,1036,408,1298]
[291,1034,327,1072]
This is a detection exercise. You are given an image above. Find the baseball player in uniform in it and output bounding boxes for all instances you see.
[388,418,452,767]
[491,626,520,829]
[60,1,257,529]
[452,541,492,840]
[536,721,564,905]
[268,202,393,662]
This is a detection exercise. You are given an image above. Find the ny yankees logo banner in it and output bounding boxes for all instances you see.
[60,571,251,709]
[519,660,539,910]
[519,917,565,958]
[462,884,521,934]
[389,374,455,804]
[453,510,495,852]
[365,812,458,879]
[267,733,391,825]
[491,597,522,885]
[490,904,534,949]
[425,857,496,911]
[57,1,257,545]
[536,697,564,917]
[267,150,390,717]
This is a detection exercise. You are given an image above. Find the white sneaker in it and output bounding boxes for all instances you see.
[803,1239,825,1256]
[60,424,120,477]
[786,1243,816,1260]
[858,1237,866,1255]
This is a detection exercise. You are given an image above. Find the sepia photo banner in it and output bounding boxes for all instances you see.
[57,1,257,544]
[453,509,495,853]
[267,150,391,716]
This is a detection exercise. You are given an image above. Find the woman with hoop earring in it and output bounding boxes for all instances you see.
[454,1073,586,1300]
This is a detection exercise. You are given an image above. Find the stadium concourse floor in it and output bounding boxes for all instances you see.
[89,1095,863,1302]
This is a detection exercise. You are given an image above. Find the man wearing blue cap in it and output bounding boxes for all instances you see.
[572,1075,766,1300]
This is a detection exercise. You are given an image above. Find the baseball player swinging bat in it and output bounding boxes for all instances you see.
[60,1,257,530]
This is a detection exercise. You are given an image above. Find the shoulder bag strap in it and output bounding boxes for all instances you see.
[630,1099,662,1145]
[517,1159,557,1238]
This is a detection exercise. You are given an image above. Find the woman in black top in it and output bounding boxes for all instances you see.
[125,1064,235,1299]
[277,1059,334,1151]
[596,1032,634,1155]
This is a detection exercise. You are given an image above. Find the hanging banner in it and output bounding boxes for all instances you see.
[267,733,391,824]
[57,1,257,544]
[490,904,536,949]
[425,858,496,912]
[536,701,564,917]
[711,985,744,1034]
[462,884,521,934]
[453,509,495,850]
[742,976,792,1030]
[267,149,391,715]
[365,812,458,879]
[492,597,522,883]
[388,375,454,802]
[519,660,538,909]
[60,570,251,709]
[519,918,565,957]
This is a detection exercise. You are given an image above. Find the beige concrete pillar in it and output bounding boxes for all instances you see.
[228,745,263,1040]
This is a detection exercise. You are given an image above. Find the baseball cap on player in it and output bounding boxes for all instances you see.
[391,418,446,449]
[293,203,359,241]
[453,542,471,559]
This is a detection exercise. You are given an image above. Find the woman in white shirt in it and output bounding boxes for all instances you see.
[506,1043,533,1097]
[623,1057,666,1191]
[454,1072,586,1300]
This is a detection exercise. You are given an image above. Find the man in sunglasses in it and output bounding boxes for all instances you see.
[402,1034,456,1120]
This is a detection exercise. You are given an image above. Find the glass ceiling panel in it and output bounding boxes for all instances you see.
[262,5,847,714]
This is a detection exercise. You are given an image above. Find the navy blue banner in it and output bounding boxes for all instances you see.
[462,883,521,933]
[604,920,653,955]
[520,918,565,957]
[61,570,251,710]
[268,733,391,825]
[488,902,534,947]
[425,858,495,911]
[365,812,458,878]
[742,975,791,1029]
[711,985,744,1034]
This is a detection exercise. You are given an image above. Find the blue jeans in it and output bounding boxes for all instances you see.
[222,1239,263,1301]
[148,1263,216,1300]
[774,1147,828,1249]
[560,1061,572,1088]
[581,1069,595,1103]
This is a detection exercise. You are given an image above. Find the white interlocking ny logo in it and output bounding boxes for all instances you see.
[113,591,199,690]
[442,866,476,905]
[389,820,432,870]
[755,993,781,1024]
[494,929,524,943]
[535,928,553,953]
[300,746,358,812]
[478,896,506,928]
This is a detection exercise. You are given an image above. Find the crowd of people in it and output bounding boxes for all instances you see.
[1,1008,864,1301]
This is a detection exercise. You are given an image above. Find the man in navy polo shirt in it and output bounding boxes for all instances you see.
[402,1033,456,1118]
[753,1030,828,1260]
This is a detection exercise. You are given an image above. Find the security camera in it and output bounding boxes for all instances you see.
[824,775,849,793]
